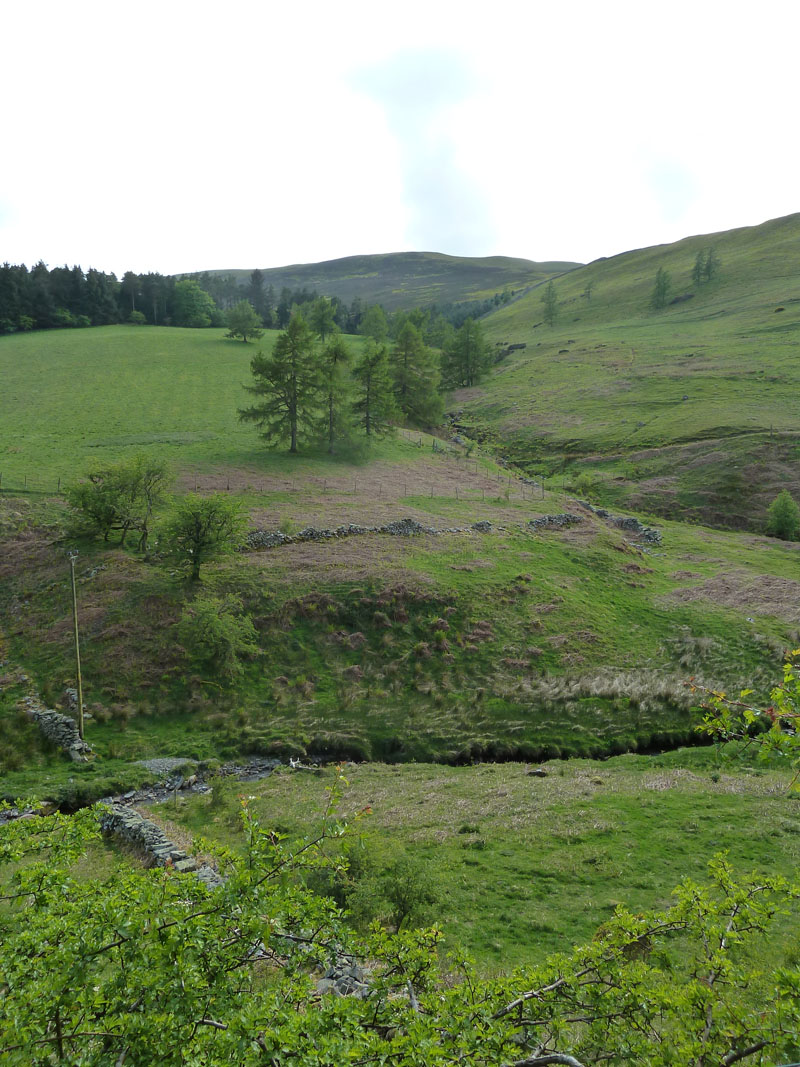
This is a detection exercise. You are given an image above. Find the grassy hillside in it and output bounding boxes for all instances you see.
[191,251,580,311]
[2,321,799,799]
[458,213,800,528]
[2,311,799,978]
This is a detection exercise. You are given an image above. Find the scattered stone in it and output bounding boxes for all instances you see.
[134,757,197,776]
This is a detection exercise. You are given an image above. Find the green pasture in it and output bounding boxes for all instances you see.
[159,752,800,968]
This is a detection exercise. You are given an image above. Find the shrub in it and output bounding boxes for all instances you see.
[66,455,171,550]
[766,489,800,540]
[164,493,247,580]
[178,594,260,679]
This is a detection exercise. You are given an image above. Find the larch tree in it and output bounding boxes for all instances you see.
[308,296,337,343]
[650,266,671,310]
[239,313,320,453]
[390,321,443,427]
[358,304,388,343]
[442,317,491,388]
[318,331,353,453]
[541,280,558,326]
[352,340,398,438]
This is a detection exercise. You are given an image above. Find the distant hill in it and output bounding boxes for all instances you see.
[188,251,581,311]
[455,212,800,529]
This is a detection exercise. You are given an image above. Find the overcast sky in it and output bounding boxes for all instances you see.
[2,0,798,275]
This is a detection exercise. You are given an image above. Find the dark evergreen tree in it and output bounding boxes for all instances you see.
[276,287,292,328]
[247,269,267,323]
[264,284,276,328]
[30,261,57,329]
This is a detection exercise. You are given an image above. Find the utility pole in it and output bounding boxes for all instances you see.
[68,551,85,740]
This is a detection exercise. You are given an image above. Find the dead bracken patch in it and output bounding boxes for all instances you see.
[664,571,800,623]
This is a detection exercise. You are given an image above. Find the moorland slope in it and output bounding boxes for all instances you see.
[190,250,580,311]
[459,212,800,528]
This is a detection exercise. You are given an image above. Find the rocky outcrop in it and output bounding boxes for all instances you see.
[316,957,369,998]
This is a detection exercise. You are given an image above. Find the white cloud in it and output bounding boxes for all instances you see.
[1,0,798,273]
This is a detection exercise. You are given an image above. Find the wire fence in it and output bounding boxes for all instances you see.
[0,472,67,495]
[0,433,560,505]
[0,468,554,506]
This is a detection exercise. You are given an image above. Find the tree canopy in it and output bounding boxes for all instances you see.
[172,279,219,328]
[390,321,443,427]
[66,455,171,551]
[766,489,800,540]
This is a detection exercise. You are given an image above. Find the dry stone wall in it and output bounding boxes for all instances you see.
[99,802,224,888]
[21,695,92,761]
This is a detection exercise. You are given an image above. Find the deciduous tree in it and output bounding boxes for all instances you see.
[172,279,218,327]
[766,489,800,540]
[164,492,246,580]
[226,300,264,342]
[1,796,799,1066]
[66,455,171,550]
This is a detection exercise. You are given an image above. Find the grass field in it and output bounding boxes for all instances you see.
[153,751,800,968]
[2,475,798,804]
[1,293,799,792]
[1,326,284,485]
